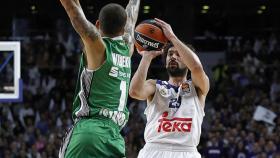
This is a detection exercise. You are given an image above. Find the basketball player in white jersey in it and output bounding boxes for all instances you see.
[129,18,210,158]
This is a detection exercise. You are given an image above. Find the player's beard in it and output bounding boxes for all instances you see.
[166,66,187,77]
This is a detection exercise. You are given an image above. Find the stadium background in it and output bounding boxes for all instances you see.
[0,0,280,157]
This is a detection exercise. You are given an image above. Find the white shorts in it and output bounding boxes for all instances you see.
[137,143,201,158]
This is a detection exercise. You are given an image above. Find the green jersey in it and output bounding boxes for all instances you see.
[72,36,131,128]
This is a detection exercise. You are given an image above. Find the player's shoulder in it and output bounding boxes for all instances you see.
[155,80,169,86]
[102,36,126,43]
[103,37,129,50]
[147,79,157,86]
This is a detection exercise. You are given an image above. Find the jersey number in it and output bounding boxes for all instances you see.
[118,80,127,111]
[169,96,182,108]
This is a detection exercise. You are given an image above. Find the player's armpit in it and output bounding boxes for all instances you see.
[191,66,210,96]
[81,38,106,70]
[129,79,156,101]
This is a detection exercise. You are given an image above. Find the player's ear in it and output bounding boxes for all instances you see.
[95,20,100,29]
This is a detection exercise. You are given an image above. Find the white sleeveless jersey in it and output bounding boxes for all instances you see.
[144,80,205,147]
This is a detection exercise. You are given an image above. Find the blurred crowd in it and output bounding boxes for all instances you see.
[203,34,280,158]
[0,31,280,158]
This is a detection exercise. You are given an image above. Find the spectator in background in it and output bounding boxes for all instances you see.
[212,59,228,85]
[270,74,280,102]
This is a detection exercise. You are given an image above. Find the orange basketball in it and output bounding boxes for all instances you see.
[134,19,168,53]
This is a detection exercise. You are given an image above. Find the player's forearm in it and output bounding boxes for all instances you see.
[125,0,140,30]
[170,36,203,72]
[171,36,209,95]
[60,0,79,8]
[60,0,100,41]
[124,0,140,54]
[130,56,152,94]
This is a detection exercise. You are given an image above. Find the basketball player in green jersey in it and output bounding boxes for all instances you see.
[58,0,140,157]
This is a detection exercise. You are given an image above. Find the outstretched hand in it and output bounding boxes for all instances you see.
[154,18,176,41]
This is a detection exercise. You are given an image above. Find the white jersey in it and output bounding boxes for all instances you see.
[144,80,205,147]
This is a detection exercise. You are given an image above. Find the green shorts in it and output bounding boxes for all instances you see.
[60,118,125,158]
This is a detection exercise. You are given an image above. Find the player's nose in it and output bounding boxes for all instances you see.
[171,54,178,60]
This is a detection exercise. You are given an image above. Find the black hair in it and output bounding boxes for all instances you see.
[99,3,127,36]
[162,42,174,61]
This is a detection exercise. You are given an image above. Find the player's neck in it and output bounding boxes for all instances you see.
[102,31,124,38]
[168,77,187,87]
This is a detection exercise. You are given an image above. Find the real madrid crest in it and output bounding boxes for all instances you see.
[178,82,191,96]
[181,82,190,93]
[159,85,169,97]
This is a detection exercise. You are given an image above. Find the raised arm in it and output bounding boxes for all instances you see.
[123,0,141,56]
[155,18,210,97]
[129,51,162,101]
[60,0,105,70]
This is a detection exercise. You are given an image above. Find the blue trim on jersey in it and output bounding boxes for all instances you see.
[156,80,179,93]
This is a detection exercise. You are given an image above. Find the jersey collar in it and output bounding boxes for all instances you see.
[103,36,123,41]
